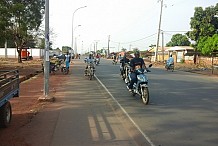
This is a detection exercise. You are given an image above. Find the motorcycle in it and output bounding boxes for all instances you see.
[85,63,95,80]
[112,59,117,65]
[42,59,63,74]
[127,64,152,105]
[61,64,69,75]
[95,58,100,65]
[165,63,174,72]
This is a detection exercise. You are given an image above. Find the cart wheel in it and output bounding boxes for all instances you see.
[0,102,12,128]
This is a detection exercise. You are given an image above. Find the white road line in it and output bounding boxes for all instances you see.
[95,75,156,146]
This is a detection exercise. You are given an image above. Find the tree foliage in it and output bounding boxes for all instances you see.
[187,3,218,54]
[197,34,218,55]
[121,48,127,52]
[166,34,190,47]
[0,0,13,45]
[0,0,45,62]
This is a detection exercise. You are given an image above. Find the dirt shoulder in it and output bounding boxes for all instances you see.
[0,58,69,146]
[152,61,218,77]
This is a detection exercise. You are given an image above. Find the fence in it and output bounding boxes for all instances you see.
[0,48,44,59]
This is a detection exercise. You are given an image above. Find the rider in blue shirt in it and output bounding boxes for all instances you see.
[64,52,71,70]
[166,54,174,68]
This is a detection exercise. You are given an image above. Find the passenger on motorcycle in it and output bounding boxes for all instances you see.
[166,54,174,69]
[120,53,130,74]
[127,50,147,91]
[120,53,130,67]
[84,53,95,76]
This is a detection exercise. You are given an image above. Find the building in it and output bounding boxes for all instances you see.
[166,46,195,63]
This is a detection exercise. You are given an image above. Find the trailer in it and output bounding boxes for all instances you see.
[0,70,19,128]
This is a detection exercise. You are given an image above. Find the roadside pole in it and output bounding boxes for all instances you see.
[39,0,54,102]
[107,35,110,58]
[155,0,163,62]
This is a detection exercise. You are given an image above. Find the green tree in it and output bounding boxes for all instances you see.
[0,0,45,62]
[187,4,218,40]
[62,46,71,53]
[187,3,218,63]
[38,38,45,49]
[0,0,13,46]
[166,34,191,47]
[197,34,218,55]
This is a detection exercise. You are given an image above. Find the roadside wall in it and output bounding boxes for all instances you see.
[184,56,218,67]
[0,48,44,59]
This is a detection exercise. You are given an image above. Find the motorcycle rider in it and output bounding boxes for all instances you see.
[120,53,130,76]
[84,53,95,76]
[95,53,100,64]
[166,54,174,69]
[120,53,130,66]
[127,50,147,92]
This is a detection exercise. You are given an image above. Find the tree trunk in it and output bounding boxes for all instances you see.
[17,47,22,63]
[193,48,197,64]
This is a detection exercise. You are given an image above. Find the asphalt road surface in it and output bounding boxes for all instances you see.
[95,58,218,146]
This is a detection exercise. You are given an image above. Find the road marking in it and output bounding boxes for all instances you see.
[95,75,156,146]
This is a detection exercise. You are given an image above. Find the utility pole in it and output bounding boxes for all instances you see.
[117,43,120,52]
[161,30,164,62]
[39,0,54,101]
[93,42,95,53]
[155,0,163,62]
[129,44,132,51]
[107,35,110,57]
[94,40,99,54]
[96,42,98,53]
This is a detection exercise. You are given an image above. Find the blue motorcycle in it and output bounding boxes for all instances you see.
[127,64,152,105]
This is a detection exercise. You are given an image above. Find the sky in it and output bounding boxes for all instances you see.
[48,0,218,54]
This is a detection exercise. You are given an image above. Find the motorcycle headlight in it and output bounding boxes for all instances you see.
[137,74,147,81]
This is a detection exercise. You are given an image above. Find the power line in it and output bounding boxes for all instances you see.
[110,33,157,44]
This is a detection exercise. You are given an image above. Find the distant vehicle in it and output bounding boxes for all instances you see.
[21,48,33,60]
[55,54,66,60]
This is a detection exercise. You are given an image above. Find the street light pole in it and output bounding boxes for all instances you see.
[71,6,87,58]
[73,25,81,58]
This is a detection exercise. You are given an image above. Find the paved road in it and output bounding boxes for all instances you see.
[95,58,218,146]
[18,58,146,146]
[16,58,218,146]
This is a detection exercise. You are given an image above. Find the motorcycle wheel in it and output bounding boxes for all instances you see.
[131,92,136,96]
[171,66,174,72]
[89,68,94,80]
[62,67,67,75]
[122,74,126,80]
[141,87,149,105]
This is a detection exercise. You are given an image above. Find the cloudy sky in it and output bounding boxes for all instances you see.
[48,0,217,53]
